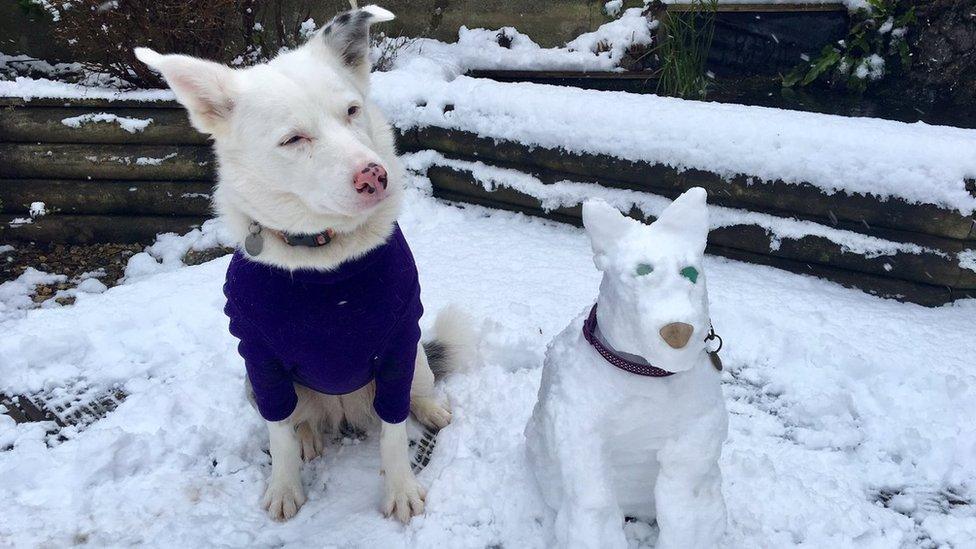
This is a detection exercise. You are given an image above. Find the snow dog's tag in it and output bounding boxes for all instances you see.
[709,351,723,371]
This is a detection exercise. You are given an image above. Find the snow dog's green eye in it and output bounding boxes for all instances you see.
[681,266,699,283]
[635,263,654,276]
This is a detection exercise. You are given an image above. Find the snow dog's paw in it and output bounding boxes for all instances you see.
[383,469,427,523]
[262,479,307,521]
[411,397,452,430]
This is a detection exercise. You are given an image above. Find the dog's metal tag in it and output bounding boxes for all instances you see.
[244,222,264,256]
[244,233,264,256]
[709,351,723,372]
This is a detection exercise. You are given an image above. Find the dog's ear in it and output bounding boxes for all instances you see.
[652,187,710,254]
[582,199,636,268]
[134,48,236,136]
[316,5,395,82]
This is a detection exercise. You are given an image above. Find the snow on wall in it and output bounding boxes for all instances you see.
[374,69,976,215]
[61,112,153,133]
[406,151,944,260]
[0,77,175,102]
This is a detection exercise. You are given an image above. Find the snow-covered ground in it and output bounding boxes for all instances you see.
[1,170,974,548]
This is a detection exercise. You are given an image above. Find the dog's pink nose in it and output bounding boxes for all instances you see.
[354,162,388,196]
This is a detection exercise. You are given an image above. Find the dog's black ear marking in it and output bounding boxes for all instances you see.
[320,7,394,70]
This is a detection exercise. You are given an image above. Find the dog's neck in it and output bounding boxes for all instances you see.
[216,188,403,272]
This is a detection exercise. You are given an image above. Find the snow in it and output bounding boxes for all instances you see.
[565,8,657,65]
[959,250,976,272]
[406,151,944,260]
[0,267,67,322]
[604,0,624,17]
[1,171,974,547]
[0,76,175,102]
[0,245,14,254]
[29,201,47,218]
[61,112,153,133]
[374,69,976,214]
[299,18,318,39]
[75,278,108,294]
[121,219,234,283]
[389,28,620,74]
[134,152,178,166]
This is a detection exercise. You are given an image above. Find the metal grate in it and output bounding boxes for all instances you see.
[0,381,126,445]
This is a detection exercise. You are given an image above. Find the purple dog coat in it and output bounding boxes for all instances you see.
[223,224,423,423]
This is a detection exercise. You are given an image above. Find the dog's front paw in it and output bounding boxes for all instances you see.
[383,469,427,523]
[262,480,307,521]
[411,397,452,430]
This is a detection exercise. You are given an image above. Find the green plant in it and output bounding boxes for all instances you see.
[654,0,718,100]
[783,0,916,93]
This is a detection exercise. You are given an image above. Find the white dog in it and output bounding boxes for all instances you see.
[136,5,470,523]
[525,189,728,549]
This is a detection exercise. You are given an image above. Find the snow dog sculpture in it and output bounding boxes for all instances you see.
[525,188,728,549]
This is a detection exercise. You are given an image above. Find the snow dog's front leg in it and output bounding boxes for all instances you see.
[653,411,727,549]
[527,399,627,549]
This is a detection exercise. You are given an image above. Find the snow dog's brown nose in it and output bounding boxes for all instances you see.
[660,322,694,349]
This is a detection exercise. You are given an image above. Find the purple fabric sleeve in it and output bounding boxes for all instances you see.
[372,318,422,424]
[229,313,298,422]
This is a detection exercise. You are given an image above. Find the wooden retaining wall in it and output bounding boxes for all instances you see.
[395,129,976,306]
[1,97,974,305]
[0,98,211,243]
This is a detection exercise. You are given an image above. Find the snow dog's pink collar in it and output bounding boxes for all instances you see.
[582,304,676,377]
[583,304,724,377]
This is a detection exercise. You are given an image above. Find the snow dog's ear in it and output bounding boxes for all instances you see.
[134,47,237,136]
[316,5,395,82]
[582,199,637,269]
[652,187,710,256]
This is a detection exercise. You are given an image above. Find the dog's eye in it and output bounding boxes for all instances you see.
[635,263,654,276]
[347,104,361,118]
[680,266,699,283]
[280,135,307,146]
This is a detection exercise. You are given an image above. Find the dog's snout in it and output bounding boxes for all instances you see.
[659,322,694,349]
[354,162,388,196]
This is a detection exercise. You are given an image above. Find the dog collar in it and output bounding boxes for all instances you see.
[582,304,725,377]
[582,304,676,377]
[244,221,335,256]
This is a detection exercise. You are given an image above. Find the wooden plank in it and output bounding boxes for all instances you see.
[0,97,181,109]
[400,128,976,242]
[667,2,847,12]
[427,164,976,290]
[0,105,207,145]
[1,214,206,244]
[0,179,213,216]
[0,143,214,180]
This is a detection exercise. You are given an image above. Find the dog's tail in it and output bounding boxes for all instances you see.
[423,305,477,381]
